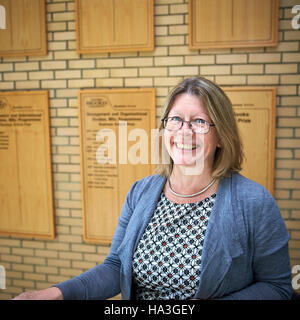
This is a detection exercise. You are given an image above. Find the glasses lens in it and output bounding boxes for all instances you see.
[165,117,182,131]
[191,120,209,133]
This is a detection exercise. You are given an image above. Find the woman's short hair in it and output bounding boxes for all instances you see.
[155,76,244,179]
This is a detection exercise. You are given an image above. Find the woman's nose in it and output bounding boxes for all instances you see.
[180,120,193,133]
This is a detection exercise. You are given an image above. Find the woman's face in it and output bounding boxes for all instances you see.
[163,93,220,173]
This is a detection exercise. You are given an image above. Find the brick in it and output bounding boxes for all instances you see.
[68,79,94,88]
[285,220,300,229]
[139,67,167,77]
[277,159,300,169]
[281,96,300,106]
[156,35,185,46]
[16,81,40,89]
[12,248,34,256]
[56,89,78,98]
[69,60,95,69]
[169,66,199,76]
[0,63,13,71]
[169,25,188,35]
[125,57,153,67]
[216,76,247,85]
[41,61,66,70]
[155,56,183,66]
[4,72,27,81]
[15,62,39,71]
[29,71,54,80]
[275,169,292,179]
[42,80,67,89]
[82,69,109,78]
[47,259,71,267]
[48,41,67,51]
[185,55,215,65]
[154,77,183,86]
[284,30,300,40]
[0,82,14,90]
[216,54,247,64]
[200,65,230,75]
[71,244,96,253]
[53,12,74,22]
[278,118,300,127]
[54,50,78,60]
[276,179,300,189]
[249,53,281,63]
[55,70,81,79]
[97,59,124,68]
[283,53,300,62]
[47,3,66,12]
[111,68,138,77]
[155,15,184,25]
[248,75,279,84]
[232,64,263,74]
[277,85,297,95]
[266,64,298,74]
[24,273,46,281]
[96,78,123,87]
[125,78,153,87]
[281,75,300,84]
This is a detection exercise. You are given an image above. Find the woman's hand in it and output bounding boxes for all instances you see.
[12,287,63,300]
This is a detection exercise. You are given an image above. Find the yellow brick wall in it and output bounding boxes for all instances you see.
[0,0,300,299]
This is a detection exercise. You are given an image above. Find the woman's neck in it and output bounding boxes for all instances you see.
[169,165,214,194]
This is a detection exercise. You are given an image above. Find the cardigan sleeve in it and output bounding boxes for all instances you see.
[218,187,293,300]
[53,180,138,300]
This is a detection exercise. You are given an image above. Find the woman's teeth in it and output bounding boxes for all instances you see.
[175,142,197,150]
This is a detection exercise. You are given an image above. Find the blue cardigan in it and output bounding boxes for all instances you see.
[56,173,293,300]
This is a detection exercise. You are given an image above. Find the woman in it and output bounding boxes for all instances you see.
[14,77,292,300]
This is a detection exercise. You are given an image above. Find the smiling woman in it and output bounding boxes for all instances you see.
[13,77,293,301]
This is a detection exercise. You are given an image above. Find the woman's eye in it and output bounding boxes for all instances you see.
[170,116,182,122]
[194,118,206,124]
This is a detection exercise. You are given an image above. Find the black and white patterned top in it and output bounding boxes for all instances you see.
[132,192,216,300]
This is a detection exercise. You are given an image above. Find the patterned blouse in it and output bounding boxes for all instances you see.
[132,192,216,300]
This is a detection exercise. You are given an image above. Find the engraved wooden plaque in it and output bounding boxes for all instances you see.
[223,87,276,195]
[189,0,278,49]
[0,91,55,239]
[0,0,47,57]
[79,89,156,243]
[75,0,154,54]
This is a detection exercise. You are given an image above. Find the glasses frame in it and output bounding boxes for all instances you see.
[161,116,215,134]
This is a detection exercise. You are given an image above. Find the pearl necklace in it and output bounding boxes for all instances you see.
[167,178,217,198]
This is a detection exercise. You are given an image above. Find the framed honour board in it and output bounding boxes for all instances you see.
[223,87,276,195]
[189,0,278,49]
[0,0,47,57]
[79,89,156,244]
[0,91,55,239]
[75,0,154,54]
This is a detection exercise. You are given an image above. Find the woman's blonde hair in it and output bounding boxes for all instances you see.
[155,76,244,179]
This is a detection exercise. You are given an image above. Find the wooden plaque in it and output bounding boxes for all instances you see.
[223,87,276,195]
[0,0,47,57]
[79,89,156,243]
[75,0,154,54]
[0,91,55,239]
[189,0,278,49]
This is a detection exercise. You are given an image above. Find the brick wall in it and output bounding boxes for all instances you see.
[0,0,300,299]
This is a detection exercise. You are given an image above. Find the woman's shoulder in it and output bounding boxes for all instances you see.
[126,174,166,202]
[229,173,275,205]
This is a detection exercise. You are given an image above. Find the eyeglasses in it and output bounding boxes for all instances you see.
[161,116,215,134]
